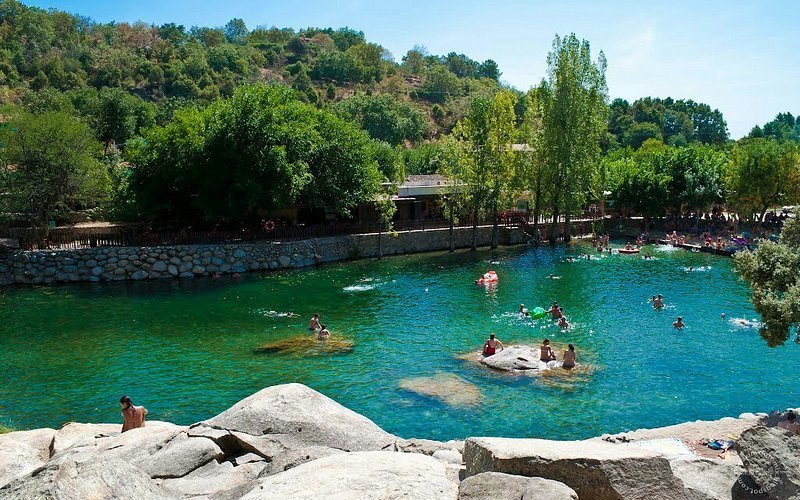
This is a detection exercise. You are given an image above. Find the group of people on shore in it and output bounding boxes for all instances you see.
[482,335,577,369]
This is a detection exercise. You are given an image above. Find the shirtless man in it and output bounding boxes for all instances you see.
[562,344,576,369]
[308,313,321,332]
[317,324,330,340]
[540,339,557,362]
[673,317,685,330]
[547,302,562,320]
[483,334,504,356]
[558,315,569,329]
[653,294,664,309]
[120,396,147,433]
[777,410,800,435]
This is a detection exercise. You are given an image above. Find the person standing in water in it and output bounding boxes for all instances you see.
[558,315,569,329]
[546,302,562,320]
[540,339,557,362]
[483,334,504,356]
[120,396,147,433]
[673,317,685,330]
[317,324,330,340]
[562,344,576,369]
[308,313,321,332]
[653,294,664,309]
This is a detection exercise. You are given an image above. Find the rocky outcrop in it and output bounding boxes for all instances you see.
[458,472,577,500]
[737,426,800,499]
[0,383,795,500]
[0,428,56,488]
[463,437,695,500]
[398,373,483,406]
[478,345,561,372]
[240,451,458,500]
[203,383,396,452]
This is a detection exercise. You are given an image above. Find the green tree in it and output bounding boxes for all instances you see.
[734,218,800,346]
[336,93,428,145]
[539,33,609,241]
[418,65,461,103]
[0,110,108,227]
[519,86,550,241]
[727,138,800,223]
[223,18,248,44]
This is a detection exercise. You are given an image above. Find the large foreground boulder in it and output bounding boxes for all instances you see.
[458,471,577,500]
[0,456,177,499]
[0,428,56,488]
[737,426,800,499]
[240,451,458,499]
[203,383,396,452]
[464,437,694,500]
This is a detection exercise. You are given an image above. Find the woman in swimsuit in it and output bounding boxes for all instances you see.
[562,344,576,369]
[483,334,504,356]
[540,339,556,362]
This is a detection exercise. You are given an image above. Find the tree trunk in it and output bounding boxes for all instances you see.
[564,211,572,242]
[377,230,383,260]
[532,175,542,246]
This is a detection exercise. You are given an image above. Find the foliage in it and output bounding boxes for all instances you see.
[749,112,800,143]
[726,138,800,221]
[336,93,428,145]
[608,97,728,149]
[0,110,108,226]
[125,84,380,223]
[734,218,800,346]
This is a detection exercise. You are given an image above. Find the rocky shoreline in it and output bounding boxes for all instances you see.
[0,383,797,499]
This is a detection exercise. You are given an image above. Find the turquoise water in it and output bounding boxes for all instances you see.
[0,244,795,441]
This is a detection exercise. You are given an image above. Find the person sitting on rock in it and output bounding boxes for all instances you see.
[120,395,147,433]
[308,313,321,332]
[562,344,576,369]
[482,334,504,356]
[777,410,800,435]
[540,339,557,362]
[317,324,331,340]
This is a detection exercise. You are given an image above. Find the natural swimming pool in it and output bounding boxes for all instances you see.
[1,244,796,441]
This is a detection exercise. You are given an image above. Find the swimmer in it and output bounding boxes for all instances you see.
[212,272,221,280]
[232,272,241,280]
[673,317,685,330]
[562,344,576,369]
[653,294,664,309]
[721,312,726,319]
[482,334,504,356]
[558,316,569,329]
[548,274,562,280]
[546,302,562,320]
[540,339,557,362]
[586,254,591,260]
[308,313,321,332]
[317,324,330,340]
[625,242,634,250]
[519,303,529,317]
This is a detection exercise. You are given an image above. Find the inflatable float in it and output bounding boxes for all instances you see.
[618,248,640,254]
[530,307,547,319]
[475,271,499,284]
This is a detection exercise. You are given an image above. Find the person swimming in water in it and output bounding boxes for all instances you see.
[653,294,664,309]
[548,274,561,280]
[483,334,504,356]
[519,304,529,317]
[546,302,562,320]
[673,317,685,330]
[558,315,569,329]
[308,313,321,331]
[562,344,576,369]
[317,324,331,340]
[540,339,557,362]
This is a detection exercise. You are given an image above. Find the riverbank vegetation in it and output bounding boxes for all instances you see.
[0,0,799,234]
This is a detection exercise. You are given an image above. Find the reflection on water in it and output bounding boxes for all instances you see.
[0,244,797,441]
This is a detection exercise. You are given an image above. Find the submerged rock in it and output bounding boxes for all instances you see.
[253,335,354,355]
[240,451,458,500]
[398,373,483,407]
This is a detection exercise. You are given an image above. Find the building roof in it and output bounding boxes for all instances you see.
[402,175,451,187]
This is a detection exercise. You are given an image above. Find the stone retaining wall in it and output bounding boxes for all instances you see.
[0,225,527,286]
